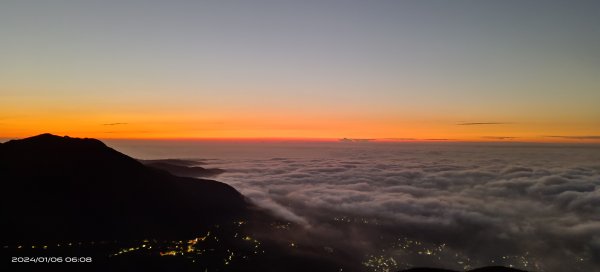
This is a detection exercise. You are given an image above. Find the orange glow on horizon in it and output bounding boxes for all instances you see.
[1,105,599,143]
[2,129,599,144]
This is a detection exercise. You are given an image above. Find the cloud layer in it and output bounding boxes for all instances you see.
[178,142,600,271]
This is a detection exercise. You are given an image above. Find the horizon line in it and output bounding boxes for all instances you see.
[3,134,600,144]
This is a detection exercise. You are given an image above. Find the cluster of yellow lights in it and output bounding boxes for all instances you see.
[103,220,267,268]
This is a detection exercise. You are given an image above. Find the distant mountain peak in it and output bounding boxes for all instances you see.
[3,133,106,148]
[17,133,71,141]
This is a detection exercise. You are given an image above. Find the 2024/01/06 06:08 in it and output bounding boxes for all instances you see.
[12,256,92,263]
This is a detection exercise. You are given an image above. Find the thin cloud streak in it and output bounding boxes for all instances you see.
[102,123,128,126]
[546,135,600,140]
[482,136,518,140]
[457,122,510,126]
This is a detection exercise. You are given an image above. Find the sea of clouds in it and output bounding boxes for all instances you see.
[109,141,600,271]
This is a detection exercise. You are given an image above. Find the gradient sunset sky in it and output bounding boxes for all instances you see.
[1,0,599,141]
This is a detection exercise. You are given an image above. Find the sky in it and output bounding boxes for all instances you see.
[1,0,599,141]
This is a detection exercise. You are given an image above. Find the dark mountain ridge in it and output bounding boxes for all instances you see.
[139,159,225,178]
[0,133,248,242]
[399,266,527,272]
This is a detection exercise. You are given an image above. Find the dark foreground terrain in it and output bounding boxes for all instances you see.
[1,134,526,272]
[400,267,526,272]
[0,133,247,242]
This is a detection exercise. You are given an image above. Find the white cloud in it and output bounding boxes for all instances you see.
[197,143,600,271]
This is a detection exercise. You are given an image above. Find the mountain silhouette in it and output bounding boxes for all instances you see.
[0,134,249,243]
[468,267,527,272]
[399,266,527,272]
[139,159,225,177]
